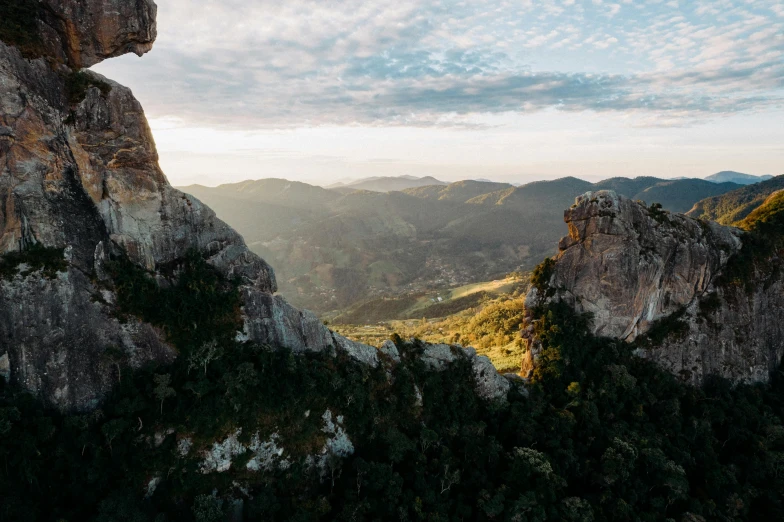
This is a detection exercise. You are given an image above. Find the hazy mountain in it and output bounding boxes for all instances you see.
[465,176,740,214]
[180,179,339,241]
[704,171,774,185]
[687,175,784,225]
[180,175,742,315]
[327,175,447,193]
[403,180,515,202]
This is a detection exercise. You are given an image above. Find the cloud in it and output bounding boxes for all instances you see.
[94,0,784,129]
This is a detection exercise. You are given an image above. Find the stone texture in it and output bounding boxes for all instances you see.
[525,190,784,384]
[0,0,515,411]
[379,339,401,363]
[238,288,379,367]
[471,354,511,401]
[421,343,512,401]
[0,266,173,411]
[38,0,158,68]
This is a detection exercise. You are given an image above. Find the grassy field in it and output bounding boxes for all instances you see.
[331,275,530,374]
[331,275,525,324]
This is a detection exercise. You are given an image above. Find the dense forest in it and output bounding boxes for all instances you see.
[2,240,784,521]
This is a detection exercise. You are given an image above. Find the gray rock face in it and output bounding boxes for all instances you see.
[37,0,158,68]
[421,344,511,401]
[0,1,514,410]
[526,190,784,384]
[0,266,174,410]
[0,4,366,410]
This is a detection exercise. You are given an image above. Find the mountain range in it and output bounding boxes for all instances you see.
[704,170,775,185]
[180,174,746,314]
[687,174,784,225]
[3,2,784,518]
[326,175,447,193]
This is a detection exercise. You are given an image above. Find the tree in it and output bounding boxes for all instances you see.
[103,346,126,383]
[101,419,128,455]
[153,373,176,415]
[192,494,224,522]
[188,340,222,376]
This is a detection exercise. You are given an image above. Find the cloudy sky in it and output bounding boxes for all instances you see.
[94,0,784,186]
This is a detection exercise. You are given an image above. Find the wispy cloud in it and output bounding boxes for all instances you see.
[95,0,784,128]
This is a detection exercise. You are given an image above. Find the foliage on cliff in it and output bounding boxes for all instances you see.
[0,0,45,58]
[717,189,784,291]
[687,175,784,225]
[0,245,68,281]
[2,255,784,521]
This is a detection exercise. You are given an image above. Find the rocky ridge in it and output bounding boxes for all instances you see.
[525,190,784,384]
[0,0,510,411]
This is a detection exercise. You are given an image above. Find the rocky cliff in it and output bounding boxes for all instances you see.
[525,190,784,384]
[0,0,508,412]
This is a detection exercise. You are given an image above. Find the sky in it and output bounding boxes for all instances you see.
[93,0,784,187]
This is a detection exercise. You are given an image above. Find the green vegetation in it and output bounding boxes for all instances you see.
[530,257,555,299]
[415,291,490,319]
[332,294,421,325]
[64,70,113,105]
[106,251,242,352]
[333,277,525,325]
[687,175,784,225]
[3,268,784,520]
[716,190,784,292]
[404,294,528,373]
[0,244,67,280]
[182,176,740,315]
[0,0,46,59]
[647,202,669,224]
[634,307,689,349]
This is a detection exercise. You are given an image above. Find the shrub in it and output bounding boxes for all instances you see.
[64,71,112,105]
[0,0,46,59]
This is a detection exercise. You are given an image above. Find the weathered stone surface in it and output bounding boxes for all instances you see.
[239,288,379,366]
[421,343,459,370]
[0,266,173,411]
[38,0,158,68]
[0,1,282,409]
[529,191,743,341]
[471,354,511,401]
[379,339,401,363]
[421,343,512,401]
[0,1,515,411]
[526,190,784,384]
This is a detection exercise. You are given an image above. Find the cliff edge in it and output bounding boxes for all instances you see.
[0,0,419,410]
[525,190,784,384]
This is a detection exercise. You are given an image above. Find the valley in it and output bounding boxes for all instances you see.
[3,1,784,519]
[180,174,747,315]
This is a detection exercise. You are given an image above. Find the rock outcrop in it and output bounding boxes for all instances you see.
[0,2,512,409]
[526,190,784,384]
[0,1,350,410]
[37,0,158,68]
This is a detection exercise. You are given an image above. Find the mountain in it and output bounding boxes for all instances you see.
[0,0,378,411]
[704,170,774,185]
[4,4,784,521]
[182,175,742,314]
[687,174,784,224]
[327,175,447,192]
[403,179,515,202]
[524,189,784,384]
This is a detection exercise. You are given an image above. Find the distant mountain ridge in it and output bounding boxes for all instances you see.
[687,175,784,225]
[326,175,447,193]
[179,175,743,315]
[407,175,740,213]
[704,171,774,185]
